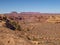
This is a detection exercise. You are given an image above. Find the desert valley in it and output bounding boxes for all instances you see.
[0,12,60,45]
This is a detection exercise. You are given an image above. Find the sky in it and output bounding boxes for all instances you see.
[0,0,60,14]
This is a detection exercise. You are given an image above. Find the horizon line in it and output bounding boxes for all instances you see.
[0,11,60,14]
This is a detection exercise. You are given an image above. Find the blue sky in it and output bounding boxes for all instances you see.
[0,0,60,14]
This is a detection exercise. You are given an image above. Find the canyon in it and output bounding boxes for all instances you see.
[0,12,60,45]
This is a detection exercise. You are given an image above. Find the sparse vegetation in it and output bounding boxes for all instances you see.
[32,37,38,41]
[3,15,7,21]
[26,36,31,40]
[17,25,21,31]
[10,21,21,31]
[0,13,60,45]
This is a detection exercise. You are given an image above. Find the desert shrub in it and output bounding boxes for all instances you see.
[9,17,14,20]
[26,36,31,40]
[3,16,7,21]
[18,17,22,20]
[17,25,21,31]
[10,21,21,31]
[32,37,38,41]
[11,21,17,27]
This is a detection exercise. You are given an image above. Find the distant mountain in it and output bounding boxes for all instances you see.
[20,12,40,14]
[3,12,60,16]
